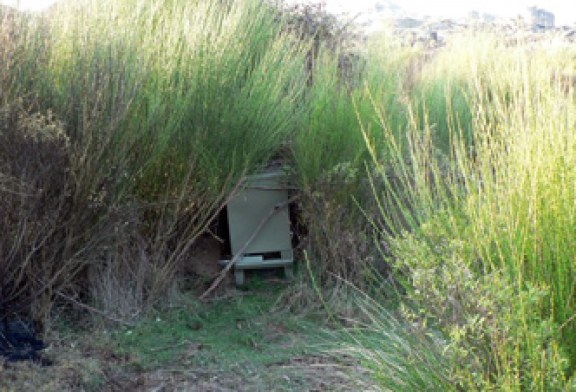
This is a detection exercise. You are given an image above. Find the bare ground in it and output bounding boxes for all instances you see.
[0,335,373,391]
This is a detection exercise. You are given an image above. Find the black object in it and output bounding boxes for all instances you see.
[0,320,45,362]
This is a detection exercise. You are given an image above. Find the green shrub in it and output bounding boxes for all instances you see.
[369,34,576,389]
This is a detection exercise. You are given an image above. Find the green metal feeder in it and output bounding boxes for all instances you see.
[224,169,294,285]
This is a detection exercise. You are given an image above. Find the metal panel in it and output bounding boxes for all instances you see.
[227,171,292,256]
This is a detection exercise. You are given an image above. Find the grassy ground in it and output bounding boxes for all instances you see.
[0,278,374,392]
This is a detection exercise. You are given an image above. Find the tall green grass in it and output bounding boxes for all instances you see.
[9,0,309,198]
[294,34,410,188]
[0,0,310,320]
[342,295,453,391]
[366,34,576,389]
[292,34,412,283]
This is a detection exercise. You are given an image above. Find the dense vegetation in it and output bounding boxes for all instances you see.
[1,0,575,389]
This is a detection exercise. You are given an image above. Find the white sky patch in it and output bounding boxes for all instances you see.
[287,0,576,26]
[395,0,574,25]
[0,0,574,24]
[1,0,57,11]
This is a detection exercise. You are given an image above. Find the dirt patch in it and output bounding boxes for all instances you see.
[184,235,223,280]
[0,342,370,391]
[179,234,235,295]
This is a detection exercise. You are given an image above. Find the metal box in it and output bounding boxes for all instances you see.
[225,170,293,285]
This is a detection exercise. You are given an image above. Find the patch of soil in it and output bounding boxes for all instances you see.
[185,235,223,279]
[0,334,372,391]
[180,234,235,294]
[0,333,133,392]
[112,354,370,392]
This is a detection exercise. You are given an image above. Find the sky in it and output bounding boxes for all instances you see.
[323,0,576,25]
[1,0,56,11]
[1,0,575,25]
